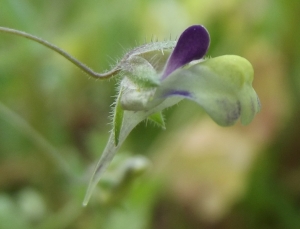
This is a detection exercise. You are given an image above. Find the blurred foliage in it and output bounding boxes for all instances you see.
[0,0,300,228]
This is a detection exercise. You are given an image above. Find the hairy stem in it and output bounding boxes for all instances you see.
[83,97,182,206]
[82,111,144,206]
[0,26,119,79]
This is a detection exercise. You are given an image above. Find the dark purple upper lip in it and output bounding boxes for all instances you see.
[161,25,210,79]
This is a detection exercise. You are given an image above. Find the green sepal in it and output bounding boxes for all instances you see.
[125,56,160,89]
[148,112,166,129]
[113,88,124,146]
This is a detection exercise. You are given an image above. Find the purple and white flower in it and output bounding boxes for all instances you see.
[83,25,261,205]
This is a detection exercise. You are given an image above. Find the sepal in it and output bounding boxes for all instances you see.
[113,87,124,146]
[148,112,166,129]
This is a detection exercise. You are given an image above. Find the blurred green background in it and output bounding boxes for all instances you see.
[0,0,300,228]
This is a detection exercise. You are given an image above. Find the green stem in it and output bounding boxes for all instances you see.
[0,101,77,181]
[82,97,182,206]
[0,26,119,79]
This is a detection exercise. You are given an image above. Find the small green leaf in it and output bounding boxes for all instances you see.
[148,112,166,129]
[113,88,124,146]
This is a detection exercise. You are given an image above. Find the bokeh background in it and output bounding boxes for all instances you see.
[0,0,299,228]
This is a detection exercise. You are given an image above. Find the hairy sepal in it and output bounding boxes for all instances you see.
[148,112,166,129]
[113,87,124,146]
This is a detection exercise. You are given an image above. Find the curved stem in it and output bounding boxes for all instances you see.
[0,26,119,79]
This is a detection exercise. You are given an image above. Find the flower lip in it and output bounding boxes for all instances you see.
[162,25,210,79]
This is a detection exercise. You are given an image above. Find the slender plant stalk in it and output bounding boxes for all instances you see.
[0,101,77,181]
[0,26,119,79]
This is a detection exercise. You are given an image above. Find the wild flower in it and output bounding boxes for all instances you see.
[0,25,260,206]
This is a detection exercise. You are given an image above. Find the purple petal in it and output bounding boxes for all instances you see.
[162,25,210,79]
[163,90,191,98]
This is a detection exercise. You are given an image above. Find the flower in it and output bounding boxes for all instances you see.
[83,25,260,205]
